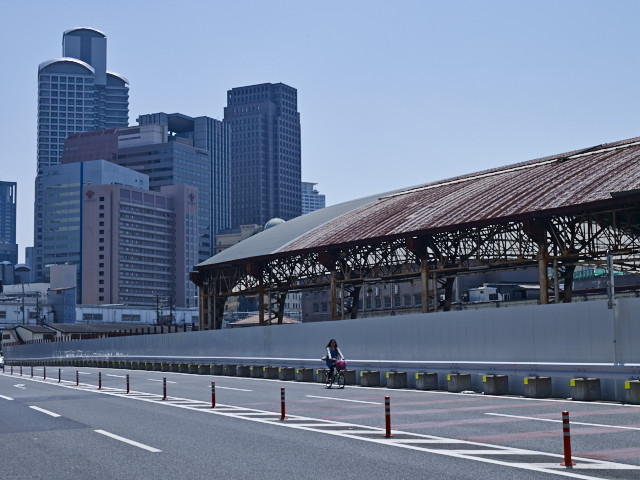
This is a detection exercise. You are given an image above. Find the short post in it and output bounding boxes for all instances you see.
[43,367,46,381]
[560,410,576,466]
[31,366,33,378]
[163,377,167,400]
[384,396,393,438]
[20,365,22,376]
[211,381,216,408]
[99,372,102,390]
[10,365,13,375]
[58,368,61,383]
[280,387,286,420]
[126,374,130,394]
[76,370,79,386]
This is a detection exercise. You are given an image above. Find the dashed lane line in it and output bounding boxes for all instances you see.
[4,373,640,479]
[306,395,381,405]
[486,413,640,431]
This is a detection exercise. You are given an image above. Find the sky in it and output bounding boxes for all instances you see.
[1,1,639,263]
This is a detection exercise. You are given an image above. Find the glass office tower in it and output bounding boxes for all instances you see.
[224,83,302,228]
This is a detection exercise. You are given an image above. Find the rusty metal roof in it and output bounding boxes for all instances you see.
[199,136,640,268]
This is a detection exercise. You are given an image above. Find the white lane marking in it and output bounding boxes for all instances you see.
[29,406,61,417]
[0,394,14,400]
[485,413,640,431]
[7,373,638,477]
[14,384,26,389]
[306,395,381,405]
[106,374,126,378]
[94,429,161,453]
[216,386,252,392]
[148,379,176,384]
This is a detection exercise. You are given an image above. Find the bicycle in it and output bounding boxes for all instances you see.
[325,359,346,389]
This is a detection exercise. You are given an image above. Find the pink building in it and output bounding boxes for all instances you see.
[81,183,198,308]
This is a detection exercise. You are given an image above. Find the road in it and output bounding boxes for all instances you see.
[1,366,639,480]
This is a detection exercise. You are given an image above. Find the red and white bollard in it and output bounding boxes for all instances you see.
[76,370,79,386]
[162,377,167,400]
[384,396,393,438]
[280,387,286,420]
[10,365,13,375]
[560,410,576,466]
[126,374,130,394]
[98,372,102,390]
[20,365,22,376]
[31,366,33,378]
[58,368,61,383]
[43,367,46,381]
[211,381,216,408]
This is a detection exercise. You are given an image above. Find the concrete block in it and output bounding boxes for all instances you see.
[448,373,472,393]
[236,365,251,377]
[263,366,279,379]
[188,364,199,374]
[316,368,329,383]
[295,368,314,382]
[223,364,237,376]
[571,378,601,401]
[145,362,155,371]
[483,375,509,395]
[161,363,171,372]
[625,380,640,404]
[250,366,264,378]
[178,364,190,373]
[342,370,356,385]
[279,367,295,381]
[153,363,163,371]
[211,364,223,375]
[415,372,438,390]
[198,364,211,375]
[386,371,407,389]
[360,370,380,387]
[524,376,552,398]
[170,363,180,373]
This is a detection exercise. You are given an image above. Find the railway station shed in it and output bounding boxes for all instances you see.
[191,136,640,330]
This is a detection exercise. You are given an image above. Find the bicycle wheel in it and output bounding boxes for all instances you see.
[337,372,345,389]
[325,371,333,388]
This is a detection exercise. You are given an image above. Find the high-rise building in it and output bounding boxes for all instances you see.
[38,160,148,292]
[81,183,199,307]
[0,182,17,264]
[224,83,302,227]
[137,113,231,258]
[35,28,129,281]
[63,117,231,264]
[301,182,325,214]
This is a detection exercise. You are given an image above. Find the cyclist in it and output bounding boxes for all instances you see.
[324,338,345,382]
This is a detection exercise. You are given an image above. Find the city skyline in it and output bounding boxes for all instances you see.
[1,1,639,263]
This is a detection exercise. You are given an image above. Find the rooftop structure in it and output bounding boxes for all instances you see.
[192,136,640,329]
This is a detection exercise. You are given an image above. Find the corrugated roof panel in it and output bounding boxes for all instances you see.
[197,137,640,268]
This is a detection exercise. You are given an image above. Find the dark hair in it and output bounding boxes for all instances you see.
[326,338,338,348]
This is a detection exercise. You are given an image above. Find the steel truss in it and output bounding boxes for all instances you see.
[193,203,640,329]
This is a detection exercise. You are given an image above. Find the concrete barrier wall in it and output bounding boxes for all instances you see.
[6,298,640,400]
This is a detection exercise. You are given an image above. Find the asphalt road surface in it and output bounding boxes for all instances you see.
[1,366,640,480]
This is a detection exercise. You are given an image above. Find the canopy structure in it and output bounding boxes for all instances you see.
[191,136,640,329]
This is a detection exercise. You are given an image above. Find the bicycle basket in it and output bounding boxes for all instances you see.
[335,360,346,371]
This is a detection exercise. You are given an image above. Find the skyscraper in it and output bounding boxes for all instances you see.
[301,182,326,214]
[34,28,129,281]
[137,113,231,259]
[63,117,231,264]
[224,83,302,228]
[38,160,147,296]
[0,182,17,264]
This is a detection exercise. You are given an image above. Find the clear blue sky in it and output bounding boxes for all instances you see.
[1,1,638,262]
